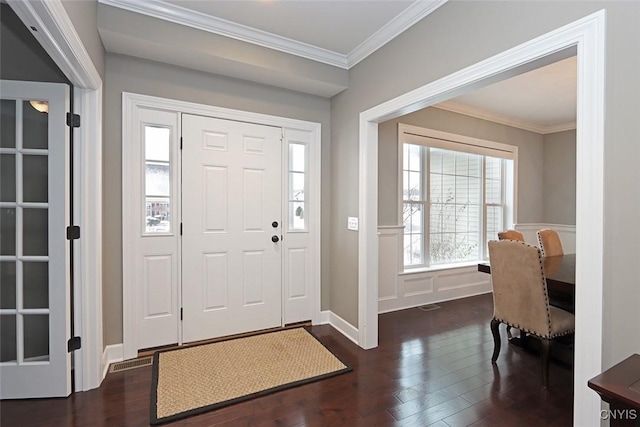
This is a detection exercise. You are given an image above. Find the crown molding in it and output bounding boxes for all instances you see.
[541,122,578,134]
[99,0,348,68]
[347,0,448,68]
[99,0,448,71]
[434,100,576,135]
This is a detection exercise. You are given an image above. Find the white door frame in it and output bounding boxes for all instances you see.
[7,0,104,391]
[359,10,605,427]
[122,92,322,360]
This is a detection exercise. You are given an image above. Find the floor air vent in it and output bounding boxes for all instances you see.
[417,304,441,312]
[109,356,153,373]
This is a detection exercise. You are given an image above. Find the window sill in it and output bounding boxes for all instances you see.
[400,260,484,276]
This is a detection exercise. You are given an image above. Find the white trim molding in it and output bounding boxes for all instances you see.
[319,311,359,345]
[101,344,124,380]
[378,226,403,308]
[99,0,345,68]
[347,0,448,68]
[99,0,447,70]
[74,87,104,391]
[7,0,104,392]
[7,0,101,89]
[359,10,605,427]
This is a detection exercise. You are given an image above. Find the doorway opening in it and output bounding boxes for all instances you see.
[358,11,605,426]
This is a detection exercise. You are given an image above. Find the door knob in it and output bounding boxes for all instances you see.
[271,235,280,243]
[272,221,278,228]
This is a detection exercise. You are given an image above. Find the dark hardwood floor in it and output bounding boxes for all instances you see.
[0,293,573,426]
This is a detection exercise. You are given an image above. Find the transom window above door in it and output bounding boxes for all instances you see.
[398,124,517,269]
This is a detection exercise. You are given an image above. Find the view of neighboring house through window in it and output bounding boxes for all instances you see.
[288,142,306,230]
[144,126,171,233]
[400,125,515,269]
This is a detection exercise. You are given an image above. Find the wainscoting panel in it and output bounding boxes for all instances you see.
[436,269,489,292]
[403,275,435,296]
[378,226,402,301]
[378,226,492,314]
[514,223,576,254]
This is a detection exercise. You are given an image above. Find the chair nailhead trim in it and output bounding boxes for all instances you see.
[493,316,574,339]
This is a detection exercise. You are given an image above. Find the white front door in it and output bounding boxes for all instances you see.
[181,115,283,343]
[0,80,71,398]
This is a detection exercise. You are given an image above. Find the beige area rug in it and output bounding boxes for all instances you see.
[150,327,352,425]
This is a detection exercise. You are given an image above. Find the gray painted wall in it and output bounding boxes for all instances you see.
[543,130,576,225]
[97,4,346,98]
[378,107,545,226]
[103,53,331,345]
[330,0,640,369]
[0,4,67,83]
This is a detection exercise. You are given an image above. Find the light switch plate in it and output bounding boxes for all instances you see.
[347,217,359,231]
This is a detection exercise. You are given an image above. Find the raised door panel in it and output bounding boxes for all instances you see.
[182,115,282,343]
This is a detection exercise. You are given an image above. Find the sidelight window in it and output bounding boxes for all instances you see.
[144,126,171,234]
[288,142,307,231]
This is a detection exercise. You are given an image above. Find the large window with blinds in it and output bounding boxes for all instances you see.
[399,124,516,269]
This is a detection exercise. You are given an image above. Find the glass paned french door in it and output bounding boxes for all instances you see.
[0,80,70,399]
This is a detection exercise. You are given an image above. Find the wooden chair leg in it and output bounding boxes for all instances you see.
[490,319,501,362]
[541,338,551,389]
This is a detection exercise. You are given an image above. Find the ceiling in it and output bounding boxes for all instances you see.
[438,56,577,134]
[98,0,445,69]
[161,0,416,55]
[96,0,577,133]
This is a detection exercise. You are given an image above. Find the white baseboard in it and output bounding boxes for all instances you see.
[101,344,124,380]
[378,289,493,314]
[318,310,330,324]
[319,310,359,345]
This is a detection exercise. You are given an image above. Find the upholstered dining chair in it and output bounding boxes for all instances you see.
[537,229,564,257]
[497,229,525,242]
[497,230,525,339]
[488,240,575,389]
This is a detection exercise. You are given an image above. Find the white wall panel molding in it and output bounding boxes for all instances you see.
[377,226,491,314]
[515,223,576,254]
[380,266,491,314]
[371,219,576,320]
[377,226,403,302]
